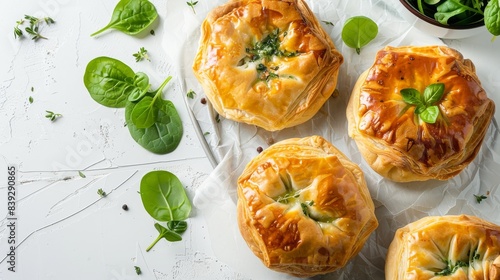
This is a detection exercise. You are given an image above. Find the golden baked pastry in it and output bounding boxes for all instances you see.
[236,135,378,277]
[386,215,500,280]
[346,45,495,182]
[192,0,343,131]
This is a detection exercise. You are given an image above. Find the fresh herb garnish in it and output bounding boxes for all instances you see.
[78,171,86,178]
[256,64,279,82]
[14,19,23,39]
[133,47,150,62]
[300,201,314,217]
[134,266,142,275]
[474,194,488,203]
[146,221,187,252]
[323,21,335,26]
[400,83,445,124]
[28,96,33,103]
[435,259,469,276]
[186,90,196,99]
[91,0,158,37]
[97,188,107,197]
[341,16,378,54]
[241,29,298,85]
[245,29,297,62]
[14,15,55,40]
[187,0,198,14]
[276,192,300,204]
[45,110,62,122]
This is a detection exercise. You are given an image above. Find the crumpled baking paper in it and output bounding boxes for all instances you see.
[162,0,500,279]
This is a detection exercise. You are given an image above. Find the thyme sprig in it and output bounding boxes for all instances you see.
[14,15,55,40]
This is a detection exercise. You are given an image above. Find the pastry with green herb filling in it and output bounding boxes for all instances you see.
[237,135,378,277]
[193,0,343,131]
[386,215,500,280]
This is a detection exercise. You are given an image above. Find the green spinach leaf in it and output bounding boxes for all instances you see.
[146,222,187,252]
[435,1,468,25]
[84,56,147,108]
[139,170,191,222]
[131,76,172,128]
[125,76,182,154]
[341,16,378,54]
[131,96,157,128]
[128,72,151,102]
[91,0,158,37]
[485,0,500,36]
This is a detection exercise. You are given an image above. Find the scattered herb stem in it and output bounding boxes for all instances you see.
[187,0,198,14]
[45,110,62,122]
[14,15,55,40]
[133,47,150,62]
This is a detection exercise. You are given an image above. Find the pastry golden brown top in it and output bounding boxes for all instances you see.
[193,0,343,131]
[347,45,495,182]
[236,136,378,277]
[386,215,500,280]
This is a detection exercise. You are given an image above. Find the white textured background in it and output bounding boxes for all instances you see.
[1,0,499,280]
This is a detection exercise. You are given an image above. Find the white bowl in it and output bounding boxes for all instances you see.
[399,0,486,39]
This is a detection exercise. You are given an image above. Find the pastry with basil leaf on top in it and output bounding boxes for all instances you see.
[346,45,495,182]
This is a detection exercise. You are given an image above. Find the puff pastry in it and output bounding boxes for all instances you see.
[386,215,500,280]
[346,45,495,182]
[236,135,378,277]
[193,0,343,131]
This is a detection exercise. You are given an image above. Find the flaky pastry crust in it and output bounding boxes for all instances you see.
[193,0,343,131]
[386,215,500,280]
[346,45,495,182]
[236,135,378,277]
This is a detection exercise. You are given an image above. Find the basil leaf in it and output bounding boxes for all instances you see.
[485,0,500,36]
[131,96,157,128]
[84,56,140,108]
[420,105,440,124]
[415,104,427,115]
[91,0,158,37]
[341,16,378,54]
[401,88,423,105]
[140,170,192,222]
[423,82,445,105]
[146,223,182,252]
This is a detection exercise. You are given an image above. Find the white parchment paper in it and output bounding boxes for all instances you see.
[162,0,500,279]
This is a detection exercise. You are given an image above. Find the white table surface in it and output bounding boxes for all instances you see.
[0,0,498,280]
